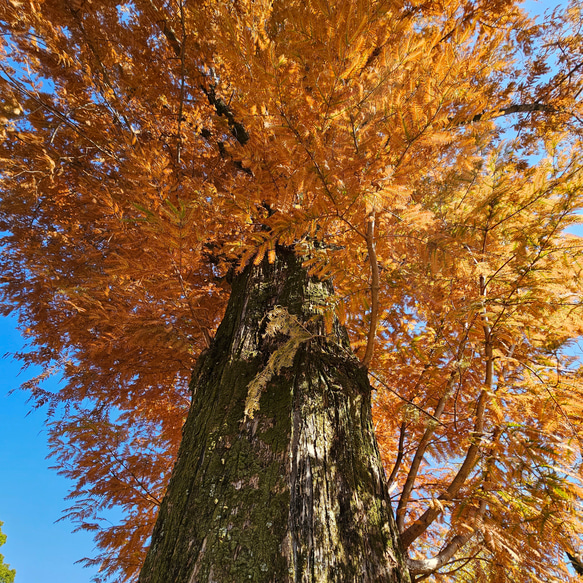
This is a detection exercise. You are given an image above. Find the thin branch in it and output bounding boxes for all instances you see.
[143,0,182,56]
[68,6,135,138]
[368,371,447,428]
[0,65,121,162]
[470,102,557,123]
[431,549,484,577]
[395,371,457,532]
[387,422,407,491]
[362,211,379,368]
[96,436,163,507]
[169,256,211,349]
[278,109,337,207]
[522,361,583,451]
[200,84,250,146]
[395,321,475,533]
[408,423,502,577]
[144,0,249,147]
[400,283,492,547]
[534,60,583,104]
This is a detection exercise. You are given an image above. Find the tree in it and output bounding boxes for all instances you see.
[0,522,15,583]
[1,0,583,581]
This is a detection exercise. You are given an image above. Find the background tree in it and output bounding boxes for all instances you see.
[1,0,583,581]
[0,522,15,583]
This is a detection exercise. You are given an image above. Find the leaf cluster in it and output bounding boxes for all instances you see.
[0,522,15,583]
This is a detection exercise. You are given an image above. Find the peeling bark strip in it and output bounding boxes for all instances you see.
[139,248,411,583]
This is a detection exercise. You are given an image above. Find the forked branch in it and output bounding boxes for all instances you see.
[406,500,486,576]
[144,0,249,147]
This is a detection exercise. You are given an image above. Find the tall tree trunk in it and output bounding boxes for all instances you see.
[139,248,411,583]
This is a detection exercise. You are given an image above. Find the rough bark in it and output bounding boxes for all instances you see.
[139,247,411,583]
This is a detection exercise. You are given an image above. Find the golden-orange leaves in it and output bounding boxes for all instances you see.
[2,0,583,581]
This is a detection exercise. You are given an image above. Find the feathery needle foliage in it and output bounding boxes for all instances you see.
[1,0,583,580]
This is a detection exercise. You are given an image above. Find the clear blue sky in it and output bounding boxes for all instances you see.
[0,1,570,582]
[0,314,99,583]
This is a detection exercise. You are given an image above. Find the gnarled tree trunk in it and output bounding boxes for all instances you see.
[139,248,411,583]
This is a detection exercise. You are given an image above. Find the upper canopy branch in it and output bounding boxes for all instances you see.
[469,102,558,123]
[144,0,249,147]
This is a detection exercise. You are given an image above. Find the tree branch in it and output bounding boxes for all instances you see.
[395,382,450,531]
[0,65,122,162]
[400,280,492,547]
[176,0,187,164]
[362,212,379,368]
[469,102,557,123]
[395,322,475,533]
[199,84,249,146]
[407,420,500,577]
[143,0,182,56]
[387,421,407,492]
[406,520,482,576]
[368,371,447,428]
[144,0,249,147]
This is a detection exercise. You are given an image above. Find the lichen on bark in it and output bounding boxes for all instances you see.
[139,247,411,583]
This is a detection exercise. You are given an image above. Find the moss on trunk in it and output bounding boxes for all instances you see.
[139,248,411,583]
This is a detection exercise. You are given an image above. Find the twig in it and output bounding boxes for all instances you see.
[368,371,447,428]
[0,65,121,162]
[176,0,187,164]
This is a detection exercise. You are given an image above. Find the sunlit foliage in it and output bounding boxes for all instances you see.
[1,0,583,581]
[0,522,15,583]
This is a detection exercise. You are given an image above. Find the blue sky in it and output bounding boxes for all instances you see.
[0,1,573,582]
[0,314,99,583]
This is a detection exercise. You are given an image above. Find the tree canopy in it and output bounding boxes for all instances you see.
[1,0,583,581]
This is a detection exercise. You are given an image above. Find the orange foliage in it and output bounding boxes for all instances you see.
[1,0,583,581]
